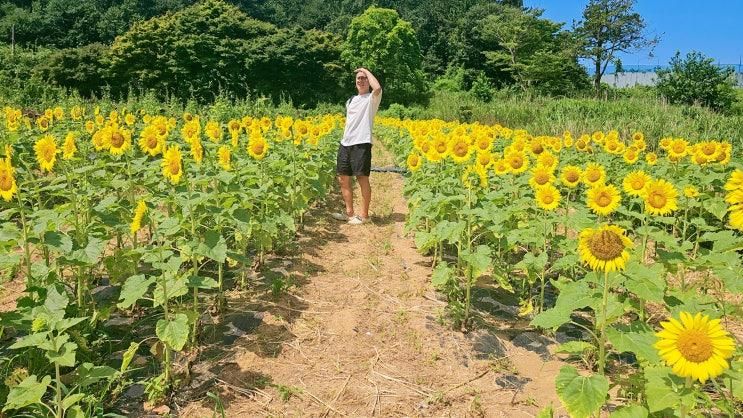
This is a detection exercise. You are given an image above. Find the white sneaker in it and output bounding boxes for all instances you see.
[331,212,349,221]
[348,215,370,225]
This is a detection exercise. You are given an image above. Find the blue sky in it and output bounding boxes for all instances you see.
[523,0,743,66]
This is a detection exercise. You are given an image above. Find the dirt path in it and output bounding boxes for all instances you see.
[179,143,568,417]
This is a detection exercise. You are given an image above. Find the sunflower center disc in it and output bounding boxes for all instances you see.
[588,230,624,261]
[676,328,714,363]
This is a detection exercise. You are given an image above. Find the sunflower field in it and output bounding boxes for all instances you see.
[0,102,342,416]
[377,118,743,417]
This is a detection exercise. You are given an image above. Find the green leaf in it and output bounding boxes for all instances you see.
[644,365,691,413]
[555,341,595,356]
[157,217,181,236]
[187,275,219,289]
[3,375,51,411]
[555,366,608,418]
[605,323,661,364]
[43,231,73,253]
[609,404,647,418]
[75,363,118,387]
[120,342,140,374]
[54,317,88,333]
[621,261,666,302]
[156,314,189,351]
[43,285,69,322]
[701,230,743,252]
[153,274,188,307]
[118,275,155,309]
[67,406,86,418]
[536,404,554,418]
[460,245,491,278]
[62,393,86,410]
[703,196,727,221]
[196,230,227,263]
[531,280,597,330]
[10,331,50,349]
[431,262,453,287]
[46,342,78,367]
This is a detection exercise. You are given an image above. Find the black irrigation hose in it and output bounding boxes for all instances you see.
[370,166,407,174]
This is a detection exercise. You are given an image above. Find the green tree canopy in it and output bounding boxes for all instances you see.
[341,6,429,106]
[574,0,658,95]
[656,51,738,113]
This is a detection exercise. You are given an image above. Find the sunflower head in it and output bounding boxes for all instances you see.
[645,152,658,165]
[643,179,678,216]
[217,145,231,171]
[586,183,621,216]
[583,163,605,186]
[622,170,651,197]
[248,137,269,160]
[560,165,582,188]
[654,312,736,383]
[0,158,17,201]
[578,224,633,272]
[505,150,529,174]
[161,145,183,184]
[34,134,57,172]
[535,184,560,211]
[407,153,422,172]
[529,165,555,189]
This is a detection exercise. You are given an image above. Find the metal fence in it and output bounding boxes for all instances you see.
[600,66,743,88]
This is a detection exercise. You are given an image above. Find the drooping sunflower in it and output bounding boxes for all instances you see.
[504,150,529,174]
[0,157,18,201]
[535,184,560,211]
[586,183,621,216]
[130,200,147,234]
[34,134,57,172]
[407,153,422,172]
[217,145,231,171]
[683,185,700,199]
[578,224,633,272]
[161,145,183,184]
[248,136,269,160]
[643,179,678,216]
[62,132,77,160]
[582,162,606,187]
[654,312,736,383]
[560,165,582,188]
[622,170,651,197]
[528,165,556,189]
[190,136,204,165]
[138,125,165,156]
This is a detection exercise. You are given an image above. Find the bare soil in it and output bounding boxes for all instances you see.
[177,143,570,417]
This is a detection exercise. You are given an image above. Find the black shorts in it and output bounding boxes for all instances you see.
[336,143,372,177]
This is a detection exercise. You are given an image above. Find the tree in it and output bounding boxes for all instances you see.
[476,6,588,95]
[656,51,737,112]
[574,0,658,96]
[108,0,277,101]
[341,6,429,106]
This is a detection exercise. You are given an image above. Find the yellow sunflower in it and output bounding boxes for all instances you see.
[130,200,147,234]
[36,116,50,132]
[535,184,560,211]
[654,312,736,383]
[205,121,223,143]
[474,135,492,153]
[108,126,132,156]
[683,185,700,198]
[138,125,165,156]
[536,151,558,171]
[124,113,136,126]
[493,159,510,175]
[725,169,743,192]
[34,134,57,172]
[622,170,651,197]
[560,165,582,188]
[643,179,678,216]
[645,152,658,165]
[582,163,606,187]
[217,145,231,171]
[190,136,204,165]
[586,184,621,216]
[529,165,556,189]
[0,158,18,201]
[407,153,422,172]
[667,138,688,161]
[161,146,183,184]
[475,151,495,170]
[62,132,77,160]
[248,136,269,160]
[578,224,633,272]
[504,150,529,174]
[449,137,473,164]
[623,148,639,164]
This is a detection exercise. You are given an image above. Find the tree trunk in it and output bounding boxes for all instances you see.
[594,58,602,97]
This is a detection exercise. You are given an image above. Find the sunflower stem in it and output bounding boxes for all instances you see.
[598,270,609,375]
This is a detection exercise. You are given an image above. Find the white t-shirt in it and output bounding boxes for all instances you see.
[341,92,382,146]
